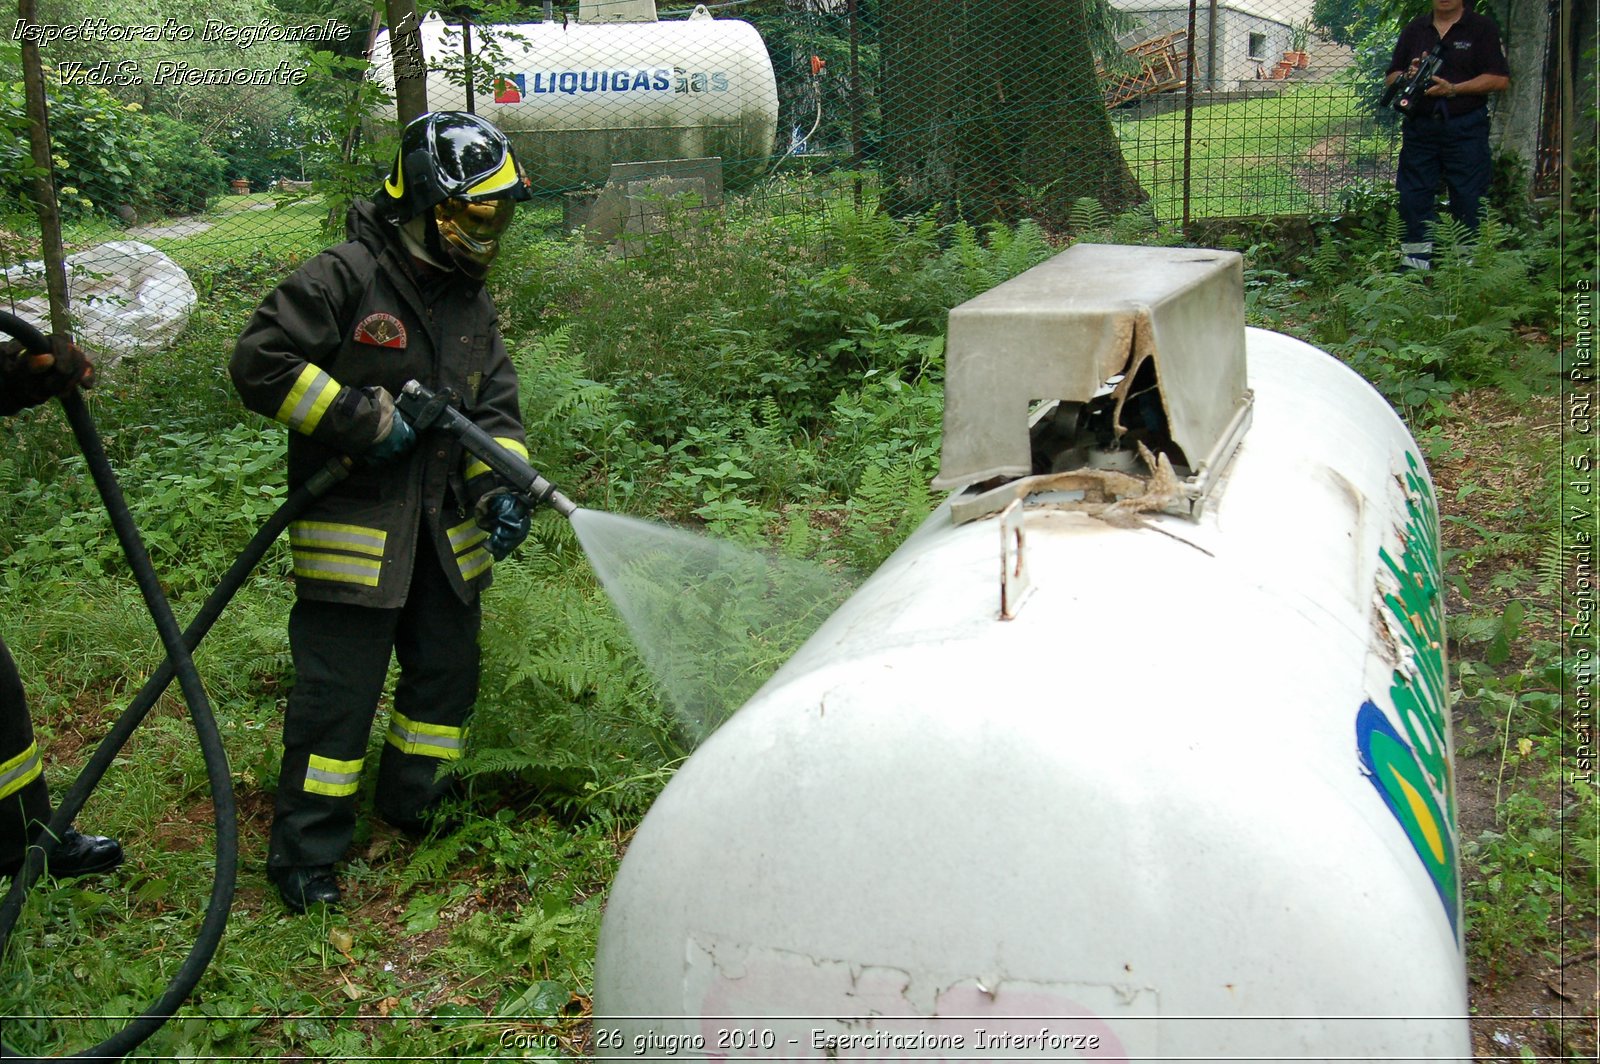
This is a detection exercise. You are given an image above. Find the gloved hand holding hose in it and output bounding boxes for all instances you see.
[0,333,94,415]
[364,386,418,463]
[476,488,532,559]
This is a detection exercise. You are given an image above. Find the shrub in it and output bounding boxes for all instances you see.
[0,45,224,220]
[140,113,227,215]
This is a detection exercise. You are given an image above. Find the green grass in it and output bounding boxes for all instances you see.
[1117,83,1386,220]
[138,194,334,270]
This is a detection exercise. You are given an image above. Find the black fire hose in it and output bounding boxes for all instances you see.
[0,311,348,1060]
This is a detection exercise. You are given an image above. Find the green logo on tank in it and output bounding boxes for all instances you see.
[1356,451,1458,935]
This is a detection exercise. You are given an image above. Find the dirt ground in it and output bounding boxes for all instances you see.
[1429,390,1598,1061]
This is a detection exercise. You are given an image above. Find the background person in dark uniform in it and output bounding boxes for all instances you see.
[0,337,123,879]
[230,112,535,913]
[1386,0,1510,269]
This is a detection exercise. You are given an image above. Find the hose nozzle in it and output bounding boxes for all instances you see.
[546,490,578,518]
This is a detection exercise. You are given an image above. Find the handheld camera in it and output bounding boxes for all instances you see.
[1381,45,1444,116]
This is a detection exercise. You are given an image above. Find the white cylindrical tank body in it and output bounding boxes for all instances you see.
[593,325,1467,1061]
[368,11,779,191]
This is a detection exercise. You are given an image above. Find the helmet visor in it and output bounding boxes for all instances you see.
[434,196,516,274]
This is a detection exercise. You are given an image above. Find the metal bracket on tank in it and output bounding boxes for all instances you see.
[999,499,1033,620]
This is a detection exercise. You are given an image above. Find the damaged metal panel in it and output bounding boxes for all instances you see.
[934,245,1252,524]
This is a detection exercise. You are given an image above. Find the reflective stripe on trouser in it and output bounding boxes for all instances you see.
[0,634,52,872]
[304,754,363,797]
[1400,242,1434,270]
[268,542,481,877]
[386,711,464,760]
[0,741,42,801]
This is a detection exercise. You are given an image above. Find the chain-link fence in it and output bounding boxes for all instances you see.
[1,0,1552,353]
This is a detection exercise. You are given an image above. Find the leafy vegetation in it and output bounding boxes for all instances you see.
[0,42,230,221]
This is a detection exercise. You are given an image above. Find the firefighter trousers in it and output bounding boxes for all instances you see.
[267,542,480,881]
[0,634,51,873]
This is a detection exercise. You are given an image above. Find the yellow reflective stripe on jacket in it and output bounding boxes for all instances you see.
[447,518,488,554]
[0,741,43,801]
[290,521,387,587]
[386,711,464,760]
[303,753,363,797]
[458,548,493,582]
[293,551,382,587]
[447,517,493,582]
[274,364,341,435]
[290,521,388,558]
[464,436,529,481]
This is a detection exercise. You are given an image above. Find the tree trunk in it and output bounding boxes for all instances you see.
[386,0,430,127]
[1482,0,1549,193]
[879,0,1144,226]
[878,0,964,216]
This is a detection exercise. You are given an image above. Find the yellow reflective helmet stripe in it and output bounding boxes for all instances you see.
[304,753,363,797]
[386,711,464,760]
[275,364,341,435]
[464,151,521,198]
[464,437,529,481]
[0,741,43,801]
[384,146,405,200]
[290,521,388,558]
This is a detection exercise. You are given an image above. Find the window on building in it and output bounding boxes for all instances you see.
[1248,32,1266,59]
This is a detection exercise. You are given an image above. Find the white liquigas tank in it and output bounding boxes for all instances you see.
[367,2,779,191]
[593,245,1468,1062]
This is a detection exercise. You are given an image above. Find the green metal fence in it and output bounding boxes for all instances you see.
[0,0,1526,351]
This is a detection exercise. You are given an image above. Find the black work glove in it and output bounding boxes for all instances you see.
[0,336,95,416]
[475,488,532,560]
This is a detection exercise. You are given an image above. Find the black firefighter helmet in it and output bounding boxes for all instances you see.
[380,111,532,279]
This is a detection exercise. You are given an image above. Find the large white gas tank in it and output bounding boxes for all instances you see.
[593,245,1466,1062]
[368,7,779,191]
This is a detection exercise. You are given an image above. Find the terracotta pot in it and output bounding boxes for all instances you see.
[230,179,251,194]
[1273,59,1294,79]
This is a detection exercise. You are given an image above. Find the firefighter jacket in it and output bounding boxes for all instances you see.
[230,198,529,608]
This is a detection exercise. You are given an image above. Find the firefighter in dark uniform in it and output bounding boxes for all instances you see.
[230,112,535,912]
[1386,0,1509,269]
[0,337,123,879]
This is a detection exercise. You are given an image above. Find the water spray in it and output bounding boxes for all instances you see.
[395,379,578,518]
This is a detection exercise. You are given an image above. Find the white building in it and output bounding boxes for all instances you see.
[1110,0,1318,89]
